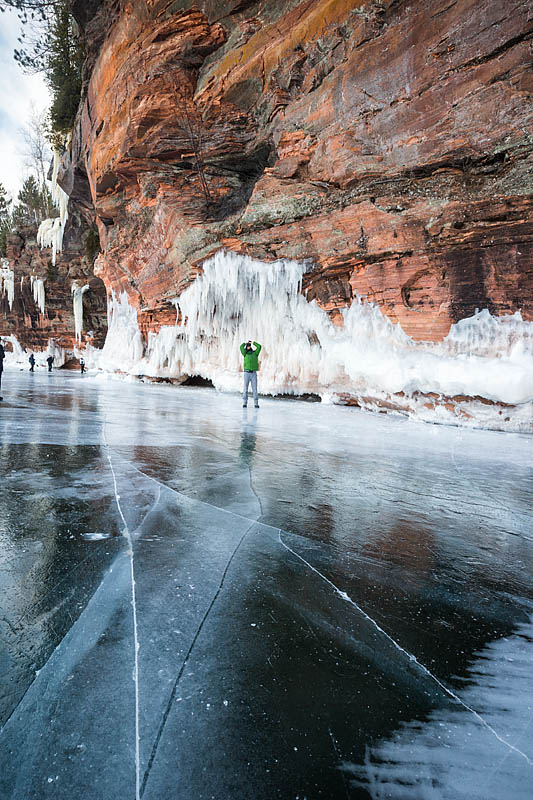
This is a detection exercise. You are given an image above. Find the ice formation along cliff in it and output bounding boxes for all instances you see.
[72,282,89,343]
[3,334,66,369]
[0,259,15,311]
[37,149,69,266]
[31,276,46,316]
[98,251,533,428]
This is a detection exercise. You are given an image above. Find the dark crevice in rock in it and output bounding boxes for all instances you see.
[401,150,511,181]
[208,140,275,220]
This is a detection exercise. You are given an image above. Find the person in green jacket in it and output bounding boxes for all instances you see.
[240,340,261,408]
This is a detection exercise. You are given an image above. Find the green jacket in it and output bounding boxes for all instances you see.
[240,341,261,371]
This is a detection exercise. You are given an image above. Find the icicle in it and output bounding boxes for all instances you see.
[32,277,46,316]
[99,291,144,370]
[0,258,15,310]
[71,281,90,342]
[36,147,70,265]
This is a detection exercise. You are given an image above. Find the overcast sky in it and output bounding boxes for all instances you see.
[0,8,51,200]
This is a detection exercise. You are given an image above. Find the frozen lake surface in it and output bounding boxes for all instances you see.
[0,370,532,799]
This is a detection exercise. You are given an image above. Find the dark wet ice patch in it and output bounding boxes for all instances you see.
[0,444,123,727]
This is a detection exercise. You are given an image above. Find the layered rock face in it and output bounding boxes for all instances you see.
[72,0,532,343]
[1,222,107,357]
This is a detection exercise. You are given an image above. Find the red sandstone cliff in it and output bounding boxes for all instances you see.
[3,0,531,424]
[65,0,532,342]
[1,222,107,356]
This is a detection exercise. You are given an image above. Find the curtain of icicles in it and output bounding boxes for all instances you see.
[37,149,69,266]
[0,258,15,310]
[31,276,46,315]
[99,250,533,410]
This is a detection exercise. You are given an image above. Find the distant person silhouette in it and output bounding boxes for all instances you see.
[46,355,54,372]
[0,338,4,399]
[29,353,35,372]
[80,358,85,374]
[240,339,261,408]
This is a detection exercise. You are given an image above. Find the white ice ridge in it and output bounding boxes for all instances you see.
[102,421,141,800]
[0,258,15,310]
[72,281,89,342]
[31,276,46,315]
[101,250,533,413]
[277,532,533,768]
[37,148,70,265]
[2,334,66,368]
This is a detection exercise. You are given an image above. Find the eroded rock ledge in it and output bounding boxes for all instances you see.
[64,0,532,341]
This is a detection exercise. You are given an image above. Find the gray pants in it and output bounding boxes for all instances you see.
[242,370,258,406]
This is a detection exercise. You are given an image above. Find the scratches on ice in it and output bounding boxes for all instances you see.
[278,532,533,769]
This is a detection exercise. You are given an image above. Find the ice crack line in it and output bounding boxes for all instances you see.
[278,532,533,767]
[103,423,141,800]
[140,521,253,797]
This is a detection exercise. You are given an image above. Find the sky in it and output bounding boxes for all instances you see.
[0,7,51,200]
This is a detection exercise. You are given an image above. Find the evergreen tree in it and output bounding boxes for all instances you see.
[18,175,41,224]
[12,175,54,227]
[0,183,12,257]
[8,0,83,133]
[10,203,28,231]
[46,1,83,132]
